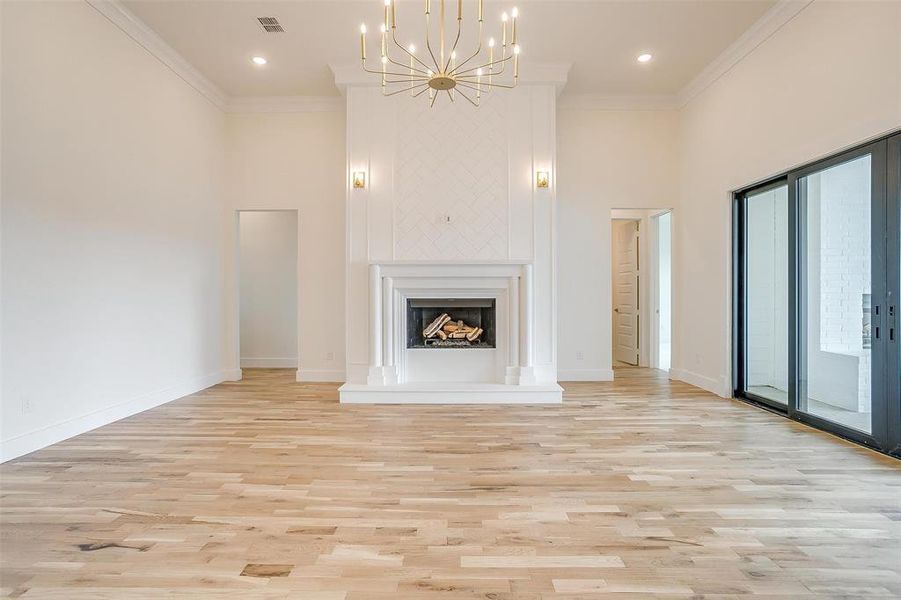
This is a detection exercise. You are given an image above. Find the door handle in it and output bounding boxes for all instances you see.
[890,305,896,342]
[614,308,620,313]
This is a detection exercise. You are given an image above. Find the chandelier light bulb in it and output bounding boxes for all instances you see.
[477,68,483,76]
[488,37,495,48]
[511,7,518,18]
[502,12,508,22]
[408,43,416,53]
[381,56,388,64]
[360,23,367,34]
[451,51,457,60]
[513,44,521,55]
[380,24,386,33]
[384,0,390,5]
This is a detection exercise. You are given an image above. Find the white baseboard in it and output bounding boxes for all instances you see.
[670,368,730,398]
[240,357,297,369]
[557,368,615,382]
[296,368,346,383]
[222,368,243,381]
[0,369,229,463]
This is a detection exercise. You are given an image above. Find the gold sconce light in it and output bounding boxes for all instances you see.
[352,171,367,189]
[535,171,549,189]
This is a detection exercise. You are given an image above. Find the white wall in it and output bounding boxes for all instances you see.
[224,111,346,382]
[239,211,298,368]
[557,109,679,380]
[1,1,227,461]
[674,0,901,396]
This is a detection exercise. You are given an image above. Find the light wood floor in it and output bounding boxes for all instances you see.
[2,367,899,599]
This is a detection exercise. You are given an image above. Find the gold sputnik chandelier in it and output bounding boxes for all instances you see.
[359,0,520,107]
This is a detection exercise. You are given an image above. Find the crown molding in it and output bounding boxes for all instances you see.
[88,0,812,115]
[87,0,228,110]
[558,93,678,111]
[330,61,571,95]
[226,96,344,114]
[676,0,813,107]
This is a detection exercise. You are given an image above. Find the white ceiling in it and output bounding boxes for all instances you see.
[123,0,776,98]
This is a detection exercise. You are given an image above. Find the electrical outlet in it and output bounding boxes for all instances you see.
[576,351,584,361]
[21,395,34,415]
[325,352,334,361]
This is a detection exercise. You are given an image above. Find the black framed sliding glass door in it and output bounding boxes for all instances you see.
[734,181,790,409]
[792,144,885,446]
[734,132,901,457]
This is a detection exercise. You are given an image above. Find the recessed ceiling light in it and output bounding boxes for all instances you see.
[252,56,267,65]
[637,53,653,63]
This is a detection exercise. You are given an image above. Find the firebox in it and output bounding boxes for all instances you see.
[406,298,497,349]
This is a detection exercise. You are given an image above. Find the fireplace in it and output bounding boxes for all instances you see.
[406,298,497,349]
[338,261,561,403]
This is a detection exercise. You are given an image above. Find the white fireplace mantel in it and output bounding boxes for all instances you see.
[338,261,562,403]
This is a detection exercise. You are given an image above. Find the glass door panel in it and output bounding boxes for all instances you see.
[798,154,873,433]
[744,184,789,406]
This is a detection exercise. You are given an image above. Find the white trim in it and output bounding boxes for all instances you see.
[558,94,677,111]
[676,0,813,107]
[1,369,230,463]
[240,357,298,369]
[226,96,344,114]
[86,0,228,110]
[558,369,614,382]
[670,368,731,398]
[222,368,243,381]
[296,369,346,382]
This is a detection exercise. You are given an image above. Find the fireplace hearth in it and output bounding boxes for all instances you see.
[406,298,496,349]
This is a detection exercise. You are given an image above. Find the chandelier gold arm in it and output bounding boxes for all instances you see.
[449,20,482,75]
[453,84,480,107]
[363,62,431,79]
[444,3,463,72]
[424,12,442,73]
[453,52,513,78]
[390,28,433,73]
[384,53,431,76]
[382,81,432,97]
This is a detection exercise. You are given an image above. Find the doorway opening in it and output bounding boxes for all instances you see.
[237,210,299,374]
[610,209,672,373]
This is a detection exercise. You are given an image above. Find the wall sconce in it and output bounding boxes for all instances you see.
[352,171,367,189]
[535,171,550,189]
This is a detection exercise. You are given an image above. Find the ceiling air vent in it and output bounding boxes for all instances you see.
[257,17,284,33]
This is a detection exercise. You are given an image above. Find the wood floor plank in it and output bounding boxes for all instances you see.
[1,367,899,599]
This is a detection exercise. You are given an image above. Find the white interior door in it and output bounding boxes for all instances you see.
[613,220,640,365]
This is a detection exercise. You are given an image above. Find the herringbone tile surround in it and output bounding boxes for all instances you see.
[1,368,899,599]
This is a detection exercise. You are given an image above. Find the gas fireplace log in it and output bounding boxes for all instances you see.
[465,327,483,342]
[423,313,451,338]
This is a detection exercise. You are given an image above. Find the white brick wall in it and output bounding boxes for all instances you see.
[746,186,789,392]
[806,155,872,413]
